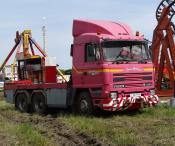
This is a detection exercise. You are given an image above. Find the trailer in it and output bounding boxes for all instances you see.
[3,20,158,114]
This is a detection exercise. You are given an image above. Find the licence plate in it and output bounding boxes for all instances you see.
[130,93,141,97]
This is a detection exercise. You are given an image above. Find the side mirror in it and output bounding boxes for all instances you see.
[70,44,73,56]
[149,45,152,59]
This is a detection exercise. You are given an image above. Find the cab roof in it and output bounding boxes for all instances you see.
[73,19,134,38]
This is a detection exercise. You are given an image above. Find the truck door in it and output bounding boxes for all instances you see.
[82,43,103,87]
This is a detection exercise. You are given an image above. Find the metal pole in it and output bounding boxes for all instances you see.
[42,25,46,51]
[29,38,47,57]
[170,81,175,106]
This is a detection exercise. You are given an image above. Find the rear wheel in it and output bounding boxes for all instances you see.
[74,92,94,115]
[32,93,47,114]
[16,93,29,113]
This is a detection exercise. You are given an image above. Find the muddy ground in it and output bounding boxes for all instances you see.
[0,94,104,146]
[0,111,102,146]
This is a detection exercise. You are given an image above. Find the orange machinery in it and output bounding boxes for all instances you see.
[152,0,175,97]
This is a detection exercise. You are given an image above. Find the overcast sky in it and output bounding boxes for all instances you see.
[0,0,160,69]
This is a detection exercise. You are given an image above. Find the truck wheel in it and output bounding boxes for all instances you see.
[76,92,94,115]
[32,93,47,114]
[16,93,29,113]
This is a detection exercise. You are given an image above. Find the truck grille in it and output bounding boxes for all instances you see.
[113,72,152,88]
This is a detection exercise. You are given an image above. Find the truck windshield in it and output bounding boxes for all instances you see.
[102,41,150,62]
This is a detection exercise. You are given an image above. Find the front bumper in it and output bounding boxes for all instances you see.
[102,95,159,111]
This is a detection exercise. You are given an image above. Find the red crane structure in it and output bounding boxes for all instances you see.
[152,0,175,96]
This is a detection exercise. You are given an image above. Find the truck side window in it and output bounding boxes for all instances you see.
[85,44,100,62]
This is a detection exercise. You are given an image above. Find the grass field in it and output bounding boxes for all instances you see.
[0,99,175,146]
[0,100,50,146]
[61,105,175,146]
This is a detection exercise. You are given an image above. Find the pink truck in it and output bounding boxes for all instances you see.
[4,19,159,114]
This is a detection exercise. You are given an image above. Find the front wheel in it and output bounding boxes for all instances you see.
[75,92,94,115]
[32,93,47,114]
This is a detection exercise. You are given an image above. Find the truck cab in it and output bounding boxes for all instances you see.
[72,20,158,111]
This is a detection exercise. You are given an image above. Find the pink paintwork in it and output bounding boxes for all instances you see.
[72,19,158,111]
[73,19,144,41]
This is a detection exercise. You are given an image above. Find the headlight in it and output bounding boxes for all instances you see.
[150,89,155,95]
[113,84,125,88]
[110,92,118,99]
[144,83,152,87]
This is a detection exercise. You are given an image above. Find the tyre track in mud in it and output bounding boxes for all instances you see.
[0,110,103,146]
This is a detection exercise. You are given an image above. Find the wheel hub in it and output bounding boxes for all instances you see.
[35,99,43,110]
[19,98,26,110]
[80,99,89,113]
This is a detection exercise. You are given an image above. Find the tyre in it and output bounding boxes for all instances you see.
[16,93,29,113]
[74,92,94,115]
[32,93,47,114]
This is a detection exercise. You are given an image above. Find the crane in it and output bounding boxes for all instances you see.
[152,0,175,97]
[0,30,67,82]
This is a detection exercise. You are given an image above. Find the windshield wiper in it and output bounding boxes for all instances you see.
[138,59,149,64]
[112,59,131,64]
[113,58,149,64]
